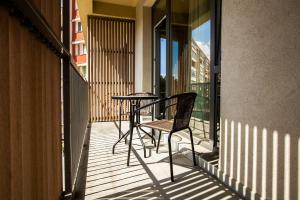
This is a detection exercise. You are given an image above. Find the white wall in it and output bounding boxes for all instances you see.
[220,0,300,199]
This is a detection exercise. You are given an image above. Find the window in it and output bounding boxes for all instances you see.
[75,21,82,33]
[83,44,87,54]
[75,43,87,56]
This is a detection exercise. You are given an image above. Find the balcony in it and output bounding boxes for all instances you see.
[1,0,299,200]
[72,32,85,42]
[73,54,87,65]
[72,9,80,20]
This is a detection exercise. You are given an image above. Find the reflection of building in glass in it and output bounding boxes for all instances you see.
[191,39,210,84]
[190,39,210,121]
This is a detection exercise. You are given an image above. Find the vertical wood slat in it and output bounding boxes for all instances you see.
[88,16,135,122]
[108,19,112,121]
[100,18,104,120]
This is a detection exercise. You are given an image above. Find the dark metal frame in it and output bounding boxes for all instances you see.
[62,0,72,195]
[209,0,222,149]
[152,0,222,150]
[153,16,167,118]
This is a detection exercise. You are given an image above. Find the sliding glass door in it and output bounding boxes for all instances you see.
[152,0,221,148]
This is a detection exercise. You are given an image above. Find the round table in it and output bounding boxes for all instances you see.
[112,94,158,166]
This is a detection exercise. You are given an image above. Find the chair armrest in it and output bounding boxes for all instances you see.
[162,103,177,119]
[134,96,173,115]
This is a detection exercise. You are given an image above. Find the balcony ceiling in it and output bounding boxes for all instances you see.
[93,0,139,7]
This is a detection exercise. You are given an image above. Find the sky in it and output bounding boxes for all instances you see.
[159,20,211,77]
[160,38,167,77]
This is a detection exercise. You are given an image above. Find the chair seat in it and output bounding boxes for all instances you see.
[140,120,173,132]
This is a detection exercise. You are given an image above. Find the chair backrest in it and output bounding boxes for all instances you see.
[172,92,197,132]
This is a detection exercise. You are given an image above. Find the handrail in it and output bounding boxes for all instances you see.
[3,0,87,83]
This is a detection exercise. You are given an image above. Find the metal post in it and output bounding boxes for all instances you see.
[63,0,72,194]
[209,0,222,150]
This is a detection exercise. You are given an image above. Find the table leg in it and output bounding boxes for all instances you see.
[136,127,147,158]
[139,127,156,147]
[112,129,130,154]
[127,103,135,166]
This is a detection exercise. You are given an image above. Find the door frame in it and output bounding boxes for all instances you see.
[153,16,167,118]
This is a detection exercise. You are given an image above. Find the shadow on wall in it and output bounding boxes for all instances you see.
[218,118,299,200]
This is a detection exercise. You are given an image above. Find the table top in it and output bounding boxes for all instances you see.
[112,95,158,100]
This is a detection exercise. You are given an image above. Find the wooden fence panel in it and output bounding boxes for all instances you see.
[88,16,135,122]
[0,0,62,199]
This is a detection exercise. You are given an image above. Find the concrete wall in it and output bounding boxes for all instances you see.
[219,0,300,199]
[135,0,153,92]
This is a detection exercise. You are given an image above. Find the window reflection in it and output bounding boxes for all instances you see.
[171,0,211,138]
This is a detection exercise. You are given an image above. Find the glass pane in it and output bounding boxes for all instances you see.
[160,37,167,99]
[171,0,211,138]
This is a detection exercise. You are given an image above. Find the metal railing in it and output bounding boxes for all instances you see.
[63,62,89,194]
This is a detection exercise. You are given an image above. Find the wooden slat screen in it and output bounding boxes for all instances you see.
[0,1,62,199]
[88,16,135,122]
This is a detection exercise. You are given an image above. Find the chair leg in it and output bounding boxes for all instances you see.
[202,112,206,138]
[151,130,155,144]
[139,127,156,147]
[136,127,147,158]
[193,116,196,128]
[202,119,206,138]
[156,131,162,153]
[168,133,174,182]
[188,127,197,166]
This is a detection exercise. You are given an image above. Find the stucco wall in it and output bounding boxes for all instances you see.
[220,0,300,199]
[135,1,152,92]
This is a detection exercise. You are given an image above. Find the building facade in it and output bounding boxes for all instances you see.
[71,0,87,79]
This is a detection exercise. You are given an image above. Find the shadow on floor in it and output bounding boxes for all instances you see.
[72,122,243,200]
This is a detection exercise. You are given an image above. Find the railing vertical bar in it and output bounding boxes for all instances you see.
[63,0,72,194]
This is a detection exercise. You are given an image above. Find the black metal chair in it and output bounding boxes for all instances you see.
[134,92,197,182]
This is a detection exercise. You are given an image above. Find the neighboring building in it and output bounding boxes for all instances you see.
[71,0,87,79]
[191,39,210,84]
